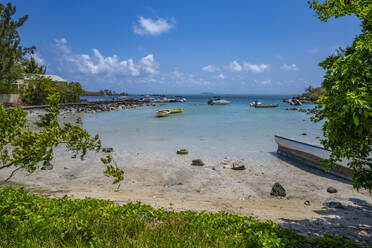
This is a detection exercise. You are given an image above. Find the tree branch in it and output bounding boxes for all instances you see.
[0,161,15,170]
[4,166,22,182]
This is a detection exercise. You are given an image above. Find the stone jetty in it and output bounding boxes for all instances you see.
[10,99,153,114]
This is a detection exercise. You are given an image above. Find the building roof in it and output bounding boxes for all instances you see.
[38,74,67,82]
[21,74,68,83]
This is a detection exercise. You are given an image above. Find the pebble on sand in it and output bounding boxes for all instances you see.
[177,149,189,155]
[191,159,204,166]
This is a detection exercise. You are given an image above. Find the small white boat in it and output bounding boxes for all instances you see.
[250,100,262,107]
[175,96,187,102]
[140,97,155,102]
[250,100,278,108]
[156,109,171,117]
[208,97,230,105]
[274,135,352,180]
[254,103,278,108]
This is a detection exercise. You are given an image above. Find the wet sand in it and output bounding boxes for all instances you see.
[1,149,371,245]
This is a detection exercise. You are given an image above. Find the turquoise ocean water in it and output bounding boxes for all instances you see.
[79,95,323,163]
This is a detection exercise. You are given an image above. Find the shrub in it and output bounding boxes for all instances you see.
[0,187,361,248]
[21,77,83,105]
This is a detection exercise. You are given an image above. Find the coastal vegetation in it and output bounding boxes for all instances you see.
[22,57,46,74]
[0,2,35,94]
[299,86,326,102]
[21,77,83,105]
[309,0,372,191]
[83,89,128,97]
[0,2,123,189]
[0,90,124,185]
[0,2,84,105]
[0,187,361,248]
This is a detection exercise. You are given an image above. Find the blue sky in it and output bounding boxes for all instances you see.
[11,0,361,94]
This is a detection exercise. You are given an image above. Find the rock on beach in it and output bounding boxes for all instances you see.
[271,182,286,197]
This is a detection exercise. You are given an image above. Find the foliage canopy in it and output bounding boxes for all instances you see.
[0,91,124,185]
[300,86,326,101]
[0,2,35,93]
[21,76,83,105]
[309,0,372,190]
[22,57,46,74]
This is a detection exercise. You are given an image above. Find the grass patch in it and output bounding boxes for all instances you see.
[0,180,25,189]
[0,187,360,247]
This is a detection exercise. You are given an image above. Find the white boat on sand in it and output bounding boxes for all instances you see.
[274,135,353,181]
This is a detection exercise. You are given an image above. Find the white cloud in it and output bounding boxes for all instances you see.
[55,37,67,45]
[30,53,45,65]
[281,63,299,71]
[229,60,242,72]
[217,73,225,79]
[133,16,175,36]
[139,54,158,75]
[229,61,268,73]
[55,37,69,53]
[202,65,218,72]
[55,38,158,77]
[243,63,269,73]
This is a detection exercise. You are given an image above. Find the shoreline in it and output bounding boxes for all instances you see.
[1,149,371,245]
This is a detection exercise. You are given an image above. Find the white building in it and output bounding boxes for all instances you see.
[1,74,67,104]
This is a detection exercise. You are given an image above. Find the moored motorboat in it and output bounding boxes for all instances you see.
[274,135,352,180]
[156,109,171,117]
[255,104,278,108]
[175,96,187,102]
[208,97,230,105]
[250,100,262,107]
[250,99,278,108]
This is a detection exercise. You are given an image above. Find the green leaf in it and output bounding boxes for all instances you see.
[353,113,359,126]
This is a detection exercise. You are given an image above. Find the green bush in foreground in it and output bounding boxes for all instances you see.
[0,188,361,248]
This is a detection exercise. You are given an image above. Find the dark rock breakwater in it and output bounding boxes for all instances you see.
[286,107,319,115]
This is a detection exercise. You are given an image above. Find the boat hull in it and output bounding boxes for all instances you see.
[274,135,353,181]
[255,104,278,108]
[156,110,171,117]
[208,100,230,105]
[169,108,184,113]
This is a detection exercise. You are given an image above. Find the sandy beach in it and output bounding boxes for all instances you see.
[2,147,371,246]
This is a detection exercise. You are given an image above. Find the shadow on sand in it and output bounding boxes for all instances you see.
[269,152,371,246]
[269,151,352,185]
[281,197,372,246]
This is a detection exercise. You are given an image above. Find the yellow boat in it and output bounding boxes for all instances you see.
[169,108,184,113]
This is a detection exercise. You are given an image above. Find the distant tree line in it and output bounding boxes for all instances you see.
[83,89,128,96]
